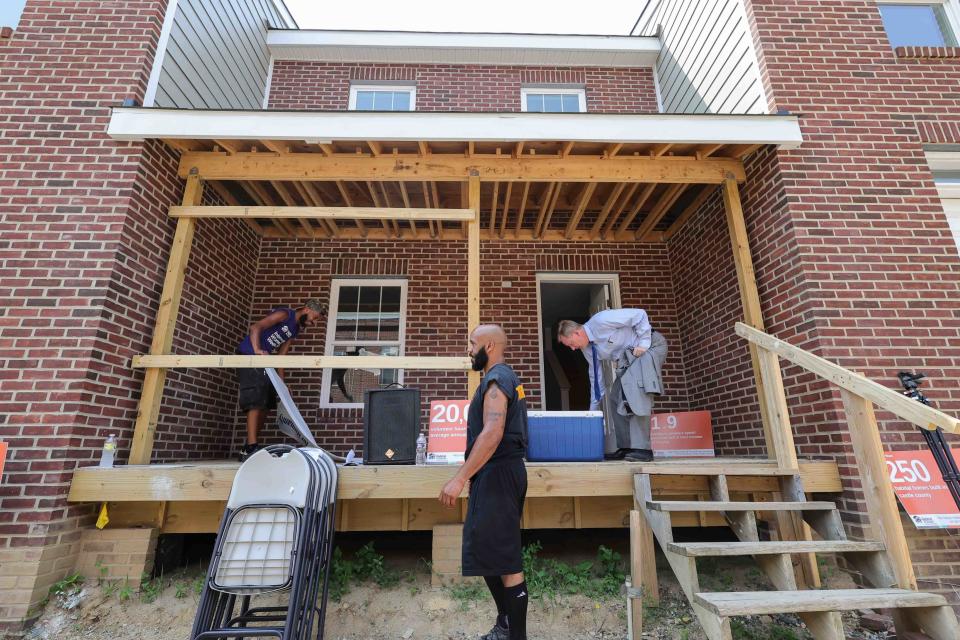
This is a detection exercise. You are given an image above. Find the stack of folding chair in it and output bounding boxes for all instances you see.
[191,444,338,639]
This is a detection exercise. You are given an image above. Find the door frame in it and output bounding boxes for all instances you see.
[535,272,622,410]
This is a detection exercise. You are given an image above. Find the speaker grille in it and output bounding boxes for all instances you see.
[363,388,421,464]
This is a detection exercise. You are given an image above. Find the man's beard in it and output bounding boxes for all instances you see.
[470,346,488,372]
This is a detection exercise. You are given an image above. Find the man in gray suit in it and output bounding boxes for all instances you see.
[557,309,668,462]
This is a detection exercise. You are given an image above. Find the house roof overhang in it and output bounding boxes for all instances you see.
[108,107,803,243]
[266,29,661,67]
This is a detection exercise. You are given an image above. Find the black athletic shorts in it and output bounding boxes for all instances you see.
[462,457,527,577]
[237,367,277,411]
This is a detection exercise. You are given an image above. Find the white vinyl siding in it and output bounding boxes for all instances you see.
[152,0,293,109]
[634,0,768,114]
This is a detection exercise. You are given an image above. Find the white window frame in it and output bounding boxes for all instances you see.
[520,86,587,113]
[320,278,408,409]
[876,0,960,47]
[348,83,417,111]
[928,151,960,255]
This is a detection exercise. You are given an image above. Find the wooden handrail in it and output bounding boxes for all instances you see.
[736,322,960,434]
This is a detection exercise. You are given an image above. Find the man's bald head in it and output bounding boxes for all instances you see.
[468,324,508,372]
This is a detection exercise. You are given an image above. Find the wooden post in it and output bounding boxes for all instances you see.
[840,389,917,589]
[129,174,203,464]
[722,178,818,588]
[467,174,481,396]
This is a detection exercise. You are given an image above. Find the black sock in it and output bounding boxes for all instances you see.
[504,581,527,640]
[483,576,508,628]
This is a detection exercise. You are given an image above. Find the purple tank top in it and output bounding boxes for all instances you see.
[237,307,300,355]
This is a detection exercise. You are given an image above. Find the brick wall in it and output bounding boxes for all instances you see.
[245,239,688,454]
[267,62,658,112]
[743,0,960,601]
[0,0,259,630]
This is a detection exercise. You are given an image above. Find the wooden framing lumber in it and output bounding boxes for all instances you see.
[498,182,512,238]
[129,174,203,464]
[589,182,626,237]
[169,205,475,221]
[663,185,716,240]
[513,182,530,237]
[614,183,657,235]
[177,153,747,183]
[564,182,597,238]
[737,323,960,434]
[132,354,471,370]
[635,184,685,239]
[468,175,481,395]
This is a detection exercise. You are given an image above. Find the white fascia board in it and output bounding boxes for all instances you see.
[108,108,804,148]
[266,29,660,67]
[927,151,960,171]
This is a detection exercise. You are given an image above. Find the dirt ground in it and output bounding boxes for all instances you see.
[26,532,886,640]
[24,534,889,640]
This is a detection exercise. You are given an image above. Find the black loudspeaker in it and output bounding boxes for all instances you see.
[363,387,421,464]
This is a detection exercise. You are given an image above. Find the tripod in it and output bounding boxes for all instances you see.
[899,372,960,512]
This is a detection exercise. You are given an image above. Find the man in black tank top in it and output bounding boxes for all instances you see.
[439,324,529,640]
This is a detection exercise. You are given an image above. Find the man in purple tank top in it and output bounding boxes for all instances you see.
[236,299,326,461]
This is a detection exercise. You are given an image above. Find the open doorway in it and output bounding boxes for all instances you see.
[536,274,621,410]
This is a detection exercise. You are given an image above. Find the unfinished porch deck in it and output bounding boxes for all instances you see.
[67,457,841,534]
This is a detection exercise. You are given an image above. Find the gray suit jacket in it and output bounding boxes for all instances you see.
[615,331,668,417]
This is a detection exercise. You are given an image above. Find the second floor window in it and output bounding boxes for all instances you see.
[878,2,959,47]
[349,84,416,111]
[521,87,587,113]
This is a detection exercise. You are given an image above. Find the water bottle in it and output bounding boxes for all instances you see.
[99,434,117,468]
[415,432,427,466]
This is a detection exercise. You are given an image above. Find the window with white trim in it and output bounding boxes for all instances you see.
[521,87,587,113]
[877,1,960,47]
[934,171,960,253]
[321,279,407,408]
[349,84,416,111]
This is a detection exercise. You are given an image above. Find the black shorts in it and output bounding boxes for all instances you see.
[237,368,277,412]
[462,458,527,577]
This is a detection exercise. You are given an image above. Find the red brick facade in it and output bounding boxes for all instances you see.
[267,62,659,112]
[246,239,690,453]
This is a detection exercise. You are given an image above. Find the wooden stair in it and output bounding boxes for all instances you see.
[633,470,960,640]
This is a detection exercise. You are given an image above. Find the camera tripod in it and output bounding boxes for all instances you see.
[899,372,960,512]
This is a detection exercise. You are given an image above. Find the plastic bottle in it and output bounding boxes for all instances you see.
[415,432,427,466]
[99,434,117,468]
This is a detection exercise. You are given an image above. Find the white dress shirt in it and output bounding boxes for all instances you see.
[581,308,652,407]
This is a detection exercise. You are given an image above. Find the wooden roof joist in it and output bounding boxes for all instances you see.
[170,205,475,221]
[176,153,746,183]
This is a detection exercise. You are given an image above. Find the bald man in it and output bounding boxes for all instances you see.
[440,325,529,640]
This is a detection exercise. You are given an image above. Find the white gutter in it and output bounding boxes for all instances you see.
[266,29,661,67]
[108,108,803,148]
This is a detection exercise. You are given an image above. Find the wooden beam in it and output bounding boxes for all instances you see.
[129,174,203,464]
[498,182,513,239]
[560,141,576,158]
[170,206,475,221]
[301,181,338,236]
[651,143,673,157]
[178,153,747,183]
[377,183,402,236]
[614,183,657,236]
[468,175,481,395]
[256,224,665,243]
[489,181,499,234]
[260,140,290,154]
[365,180,393,234]
[133,355,472,370]
[212,139,241,155]
[635,184,685,239]
[663,185,716,241]
[605,143,623,158]
[367,140,382,157]
[513,182,530,237]
[207,181,263,234]
[418,141,430,157]
[564,182,598,238]
[513,141,524,159]
[291,182,328,238]
[738,323,960,434]
[599,182,639,238]
[68,459,843,503]
[398,182,418,237]
[840,390,917,589]
[163,138,202,154]
[590,183,627,237]
[536,182,563,238]
[271,180,317,237]
[336,180,366,236]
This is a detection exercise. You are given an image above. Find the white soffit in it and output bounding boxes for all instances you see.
[266,29,660,67]
[108,108,804,148]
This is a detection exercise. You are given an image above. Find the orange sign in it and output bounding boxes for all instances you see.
[427,400,470,465]
[0,441,6,479]
[651,411,714,458]
[885,449,960,529]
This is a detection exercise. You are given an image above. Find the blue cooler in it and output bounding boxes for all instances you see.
[526,411,604,462]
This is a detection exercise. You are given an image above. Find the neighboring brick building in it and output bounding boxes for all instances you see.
[1,0,960,635]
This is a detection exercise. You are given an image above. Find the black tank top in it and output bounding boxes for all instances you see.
[465,363,528,464]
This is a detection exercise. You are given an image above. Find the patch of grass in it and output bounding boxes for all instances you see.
[140,572,163,604]
[192,575,205,596]
[521,542,626,600]
[328,543,401,601]
[118,580,134,602]
[49,573,84,596]
[174,582,188,599]
[445,581,487,610]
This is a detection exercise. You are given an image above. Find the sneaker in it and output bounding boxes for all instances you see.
[480,624,509,640]
[624,448,654,462]
[238,443,263,463]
